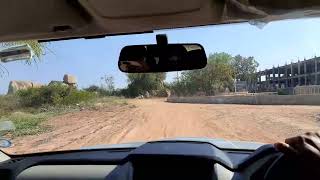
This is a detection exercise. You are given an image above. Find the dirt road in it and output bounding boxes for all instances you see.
[5,99,320,154]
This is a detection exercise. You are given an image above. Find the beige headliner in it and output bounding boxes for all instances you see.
[1,0,320,42]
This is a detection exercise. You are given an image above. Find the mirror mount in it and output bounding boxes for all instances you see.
[156,34,168,46]
[156,34,169,66]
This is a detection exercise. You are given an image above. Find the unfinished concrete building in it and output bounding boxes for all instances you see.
[256,56,320,93]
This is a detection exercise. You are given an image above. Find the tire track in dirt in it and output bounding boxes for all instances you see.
[49,106,140,151]
[6,105,139,154]
[4,99,320,154]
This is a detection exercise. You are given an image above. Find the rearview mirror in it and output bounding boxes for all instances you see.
[118,44,207,73]
[0,45,32,63]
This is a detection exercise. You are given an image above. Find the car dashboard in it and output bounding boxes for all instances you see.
[0,141,279,180]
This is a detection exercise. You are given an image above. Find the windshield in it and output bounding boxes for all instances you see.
[1,19,320,154]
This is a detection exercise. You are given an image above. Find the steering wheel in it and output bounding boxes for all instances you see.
[238,144,302,180]
[261,146,302,180]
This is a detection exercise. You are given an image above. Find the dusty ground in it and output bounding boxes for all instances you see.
[4,99,320,154]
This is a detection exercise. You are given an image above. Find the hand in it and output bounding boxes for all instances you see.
[274,132,320,179]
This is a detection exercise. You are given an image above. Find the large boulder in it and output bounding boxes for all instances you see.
[7,81,44,94]
[7,81,32,94]
[166,89,171,97]
[63,74,77,85]
[145,91,150,98]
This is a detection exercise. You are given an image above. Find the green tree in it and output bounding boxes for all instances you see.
[126,73,166,97]
[231,55,259,89]
[171,52,235,96]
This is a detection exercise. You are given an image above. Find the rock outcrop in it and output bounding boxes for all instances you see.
[8,74,77,94]
[63,74,77,85]
[7,81,44,94]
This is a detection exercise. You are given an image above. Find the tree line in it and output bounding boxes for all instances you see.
[169,53,259,96]
[104,52,259,97]
[1,40,259,97]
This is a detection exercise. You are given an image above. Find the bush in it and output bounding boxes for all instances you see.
[151,88,169,97]
[84,85,113,96]
[2,112,49,137]
[0,95,20,116]
[84,85,100,92]
[18,85,69,107]
[168,82,194,97]
[17,84,96,107]
[61,90,96,105]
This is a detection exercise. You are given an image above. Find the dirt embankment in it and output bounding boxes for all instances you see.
[5,99,320,154]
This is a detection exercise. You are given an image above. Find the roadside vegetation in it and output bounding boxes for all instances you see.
[0,49,259,138]
[0,83,128,138]
[169,53,259,96]
[117,52,259,97]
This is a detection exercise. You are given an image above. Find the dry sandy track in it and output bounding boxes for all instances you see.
[5,99,320,154]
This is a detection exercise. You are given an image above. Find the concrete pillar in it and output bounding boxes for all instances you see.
[265,72,268,90]
[259,72,262,91]
[258,72,261,84]
[285,64,288,88]
[298,61,301,86]
[290,62,294,87]
[304,61,307,85]
[258,71,262,91]
[272,66,275,90]
[315,58,318,85]
[254,72,260,91]
[277,66,280,89]
[266,71,270,90]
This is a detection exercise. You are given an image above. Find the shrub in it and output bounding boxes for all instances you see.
[61,90,96,105]
[0,95,20,116]
[152,88,169,97]
[1,112,49,137]
[17,85,69,107]
[17,84,96,107]
[84,85,113,96]
[84,85,100,92]
[112,88,130,97]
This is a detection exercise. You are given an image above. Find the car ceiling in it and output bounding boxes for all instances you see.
[1,0,320,42]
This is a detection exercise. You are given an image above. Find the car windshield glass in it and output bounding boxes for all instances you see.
[1,19,320,154]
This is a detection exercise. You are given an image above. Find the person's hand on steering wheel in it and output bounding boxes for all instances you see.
[274,132,320,179]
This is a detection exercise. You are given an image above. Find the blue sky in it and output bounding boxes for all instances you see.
[1,18,320,94]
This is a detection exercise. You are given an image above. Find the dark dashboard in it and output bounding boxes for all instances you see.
[0,141,282,180]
